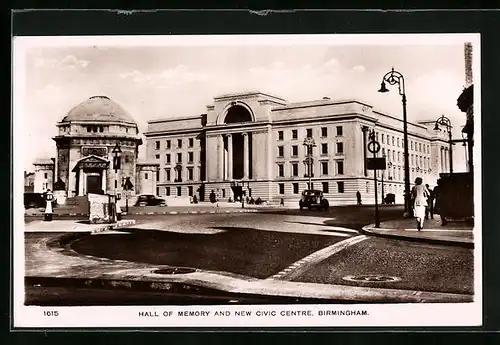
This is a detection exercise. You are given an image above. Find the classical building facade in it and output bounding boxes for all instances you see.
[32,96,158,201]
[145,91,453,205]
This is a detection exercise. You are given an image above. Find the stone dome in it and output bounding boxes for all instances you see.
[61,96,137,124]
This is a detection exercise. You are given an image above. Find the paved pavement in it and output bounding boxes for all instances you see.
[361,217,474,247]
[22,209,474,304]
[24,219,136,233]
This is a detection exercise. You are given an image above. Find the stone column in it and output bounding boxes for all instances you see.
[78,169,84,196]
[243,132,249,179]
[101,169,107,193]
[218,135,224,181]
[227,134,233,180]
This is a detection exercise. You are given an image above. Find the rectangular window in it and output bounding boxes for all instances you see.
[306,128,313,137]
[321,127,328,137]
[307,146,313,155]
[177,186,182,196]
[188,186,193,196]
[278,164,284,177]
[411,154,414,165]
[188,167,194,180]
[321,161,329,175]
[166,140,171,149]
[177,153,182,163]
[189,138,194,147]
[166,154,171,164]
[336,161,344,175]
[337,181,345,193]
[411,141,414,150]
[292,163,298,176]
[397,138,400,147]
[166,169,171,181]
[309,182,314,190]
[336,142,344,154]
[398,152,401,162]
[278,146,284,157]
[222,189,226,198]
[177,139,182,148]
[166,187,170,196]
[321,143,328,154]
[188,152,194,163]
[144,173,148,180]
[392,151,395,161]
[156,187,159,196]
[293,183,299,194]
[336,126,343,136]
[392,136,395,146]
[292,129,298,139]
[419,143,422,152]
[155,154,160,160]
[278,183,285,195]
[322,182,329,193]
[155,141,160,150]
[387,149,391,161]
[44,173,48,179]
[292,145,298,157]
[381,133,385,144]
[278,131,284,140]
[156,170,160,182]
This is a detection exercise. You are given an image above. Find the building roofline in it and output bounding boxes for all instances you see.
[214,91,287,103]
[272,99,373,111]
[147,115,205,124]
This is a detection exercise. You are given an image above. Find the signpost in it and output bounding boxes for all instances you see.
[366,130,386,228]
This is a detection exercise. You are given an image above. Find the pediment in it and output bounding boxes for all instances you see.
[73,155,109,171]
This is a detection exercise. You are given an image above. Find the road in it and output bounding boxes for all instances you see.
[65,206,473,296]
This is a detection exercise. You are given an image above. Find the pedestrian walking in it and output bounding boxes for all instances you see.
[356,191,362,205]
[425,184,434,220]
[433,179,447,226]
[411,177,430,231]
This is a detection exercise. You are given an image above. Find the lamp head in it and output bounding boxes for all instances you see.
[378,81,389,93]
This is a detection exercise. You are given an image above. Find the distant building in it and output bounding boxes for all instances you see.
[145,91,452,205]
[24,171,35,193]
[32,96,158,200]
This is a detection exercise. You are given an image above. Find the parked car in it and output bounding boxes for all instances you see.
[24,192,46,209]
[134,194,167,207]
[383,193,396,205]
[299,190,329,211]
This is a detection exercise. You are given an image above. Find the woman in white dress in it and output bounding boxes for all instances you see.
[411,177,430,230]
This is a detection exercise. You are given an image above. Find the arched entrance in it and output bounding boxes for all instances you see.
[222,104,253,188]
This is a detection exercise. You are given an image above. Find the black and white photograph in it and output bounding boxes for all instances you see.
[13,33,481,328]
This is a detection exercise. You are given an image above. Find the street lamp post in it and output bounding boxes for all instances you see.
[303,137,316,189]
[379,67,411,217]
[381,153,387,203]
[434,115,453,173]
[112,141,122,222]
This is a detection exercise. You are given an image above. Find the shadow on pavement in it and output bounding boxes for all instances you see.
[70,226,343,279]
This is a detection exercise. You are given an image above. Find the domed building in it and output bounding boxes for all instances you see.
[34,96,159,202]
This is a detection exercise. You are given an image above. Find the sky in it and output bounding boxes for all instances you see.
[16,35,477,172]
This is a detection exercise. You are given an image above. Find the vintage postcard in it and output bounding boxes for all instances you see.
[13,33,481,328]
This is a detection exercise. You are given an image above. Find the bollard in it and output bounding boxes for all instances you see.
[44,190,54,222]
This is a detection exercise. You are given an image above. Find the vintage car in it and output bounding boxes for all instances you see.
[299,189,329,211]
[24,192,47,209]
[134,194,167,207]
[383,193,396,205]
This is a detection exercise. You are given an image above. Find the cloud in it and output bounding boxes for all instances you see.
[120,65,208,88]
[34,54,90,70]
[353,65,366,73]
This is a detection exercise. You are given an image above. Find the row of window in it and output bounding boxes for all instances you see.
[155,152,196,163]
[277,126,344,141]
[277,160,344,177]
[278,142,344,158]
[158,185,195,197]
[378,132,430,154]
[159,167,195,182]
[382,148,431,168]
[277,181,345,195]
[155,138,195,150]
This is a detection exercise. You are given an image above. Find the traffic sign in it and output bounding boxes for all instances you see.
[367,157,387,170]
[367,141,381,154]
